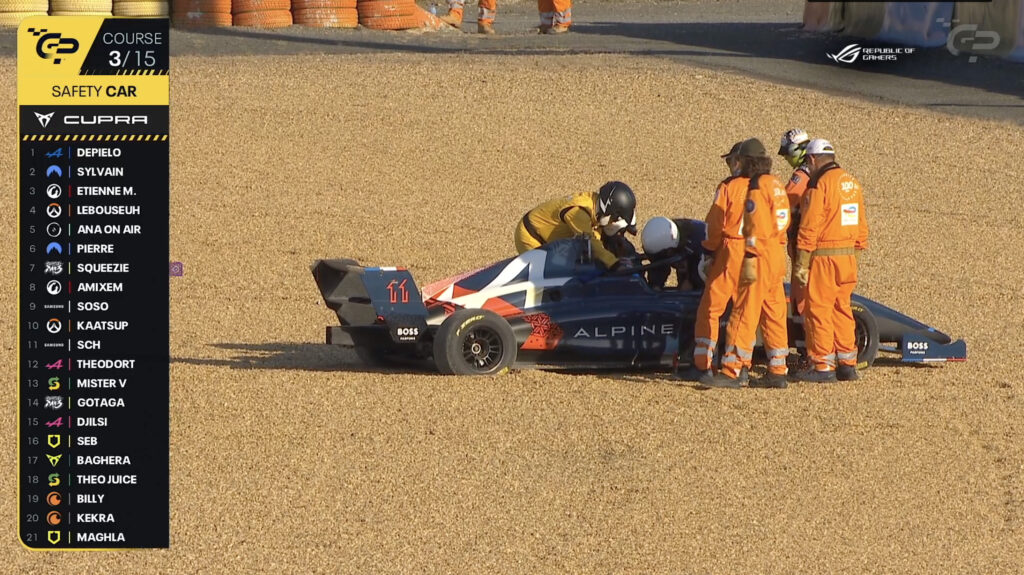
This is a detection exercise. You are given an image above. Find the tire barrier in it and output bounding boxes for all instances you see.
[0,0,47,25]
[292,0,356,27]
[172,0,233,27]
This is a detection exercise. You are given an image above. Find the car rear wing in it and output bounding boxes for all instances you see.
[894,333,967,363]
[853,295,968,364]
[311,259,428,344]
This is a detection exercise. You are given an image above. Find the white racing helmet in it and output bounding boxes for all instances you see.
[641,217,679,255]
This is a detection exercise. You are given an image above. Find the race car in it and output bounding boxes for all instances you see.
[311,236,966,375]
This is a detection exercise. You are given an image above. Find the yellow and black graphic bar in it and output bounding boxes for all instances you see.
[18,16,170,550]
[22,134,170,141]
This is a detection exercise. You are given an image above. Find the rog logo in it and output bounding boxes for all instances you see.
[827,44,861,64]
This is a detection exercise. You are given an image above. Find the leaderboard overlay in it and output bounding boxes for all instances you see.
[18,17,169,549]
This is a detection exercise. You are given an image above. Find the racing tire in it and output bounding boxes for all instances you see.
[433,309,516,376]
[852,302,879,369]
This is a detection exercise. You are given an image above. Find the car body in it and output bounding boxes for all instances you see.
[311,236,966,375]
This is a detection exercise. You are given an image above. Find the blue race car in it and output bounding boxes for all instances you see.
[311,235,966,375]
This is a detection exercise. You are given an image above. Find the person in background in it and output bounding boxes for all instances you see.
[537,0,571,34]
[793,139,869,383]
[779,128,813,350]
[440,0,497,34]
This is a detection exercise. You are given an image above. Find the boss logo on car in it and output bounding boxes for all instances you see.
[906,341,929,351]
[396,327,419,337]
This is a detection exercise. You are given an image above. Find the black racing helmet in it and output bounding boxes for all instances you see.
[596,181,638,235]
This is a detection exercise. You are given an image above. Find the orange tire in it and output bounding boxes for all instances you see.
[232,7,290,25]
[171,11,232,25]
[419,8,442,29]
[231,0,287,13]
[291,0,351,9]
[292,7,356,26]
[359,12,425,29]
[172,0,230,13]
[356,0,413,18]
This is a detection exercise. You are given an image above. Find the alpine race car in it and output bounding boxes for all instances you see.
[311,236,966,375]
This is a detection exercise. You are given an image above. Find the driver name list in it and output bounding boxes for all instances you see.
[18,16,169,549]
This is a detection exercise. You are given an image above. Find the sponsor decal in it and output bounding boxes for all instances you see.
[840,203,859,227]
[776,209,789,231]
[35,111,54,127]
[521,313,563,351]
[573,323,675,339]
[456,315,484,337]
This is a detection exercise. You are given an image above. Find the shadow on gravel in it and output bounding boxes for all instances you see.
[170,25,730,57]
[172,342,434,373]
[572,22,1024,101]
[869,357,944,369]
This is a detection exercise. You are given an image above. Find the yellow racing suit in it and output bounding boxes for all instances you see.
[515,191,618,268]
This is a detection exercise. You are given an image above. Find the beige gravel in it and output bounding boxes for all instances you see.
[1,53,1022,573]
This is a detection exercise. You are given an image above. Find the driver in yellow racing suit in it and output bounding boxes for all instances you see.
[515,181,638,270]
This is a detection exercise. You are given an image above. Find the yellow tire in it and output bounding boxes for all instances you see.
[0,10,46,25]
[49,10,112,14]
[50,0,112,11]
[0,1,48,11]
[113,0,167,15]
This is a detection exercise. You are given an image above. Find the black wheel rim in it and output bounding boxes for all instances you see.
[855,318,868,359]
[461,326,503,372]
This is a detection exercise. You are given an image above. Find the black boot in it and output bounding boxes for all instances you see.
[697,373,743,389]
[697,368,747,390]
[793,369,837,383]
[675,367,712,383]
[836,365,860,381]
[750,373,788,389]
